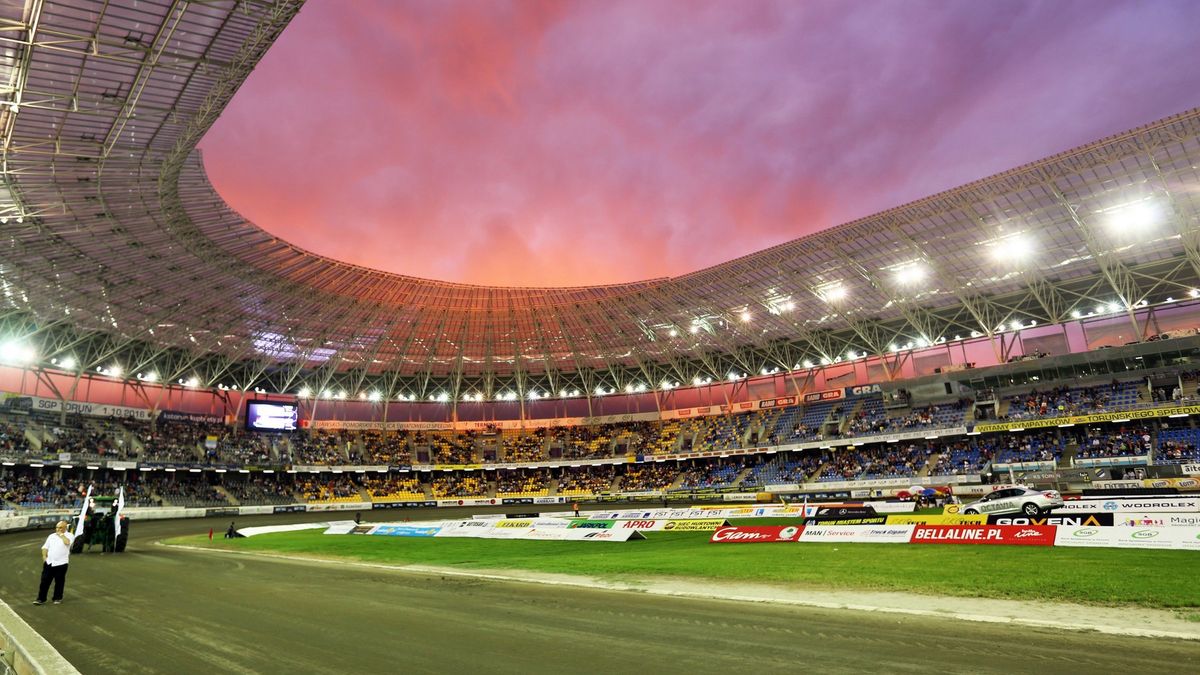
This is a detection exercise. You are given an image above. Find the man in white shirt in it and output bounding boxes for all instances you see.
[34,520,75,605]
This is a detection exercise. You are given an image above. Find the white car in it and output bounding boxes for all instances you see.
[961,486,1063,517]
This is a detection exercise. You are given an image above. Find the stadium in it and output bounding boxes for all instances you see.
[2,0,1200,673]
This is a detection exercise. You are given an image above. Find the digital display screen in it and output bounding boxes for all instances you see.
[245,401,298,432]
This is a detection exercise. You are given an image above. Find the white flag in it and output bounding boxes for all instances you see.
[114,486,126,538]
[74,485,93,538]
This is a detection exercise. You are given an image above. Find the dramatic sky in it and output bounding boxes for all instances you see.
[200,0,1200,287]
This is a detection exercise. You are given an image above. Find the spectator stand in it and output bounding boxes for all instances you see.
[297,474,364,502]
[1070,424,1152,468]
[556,465,615,496]
[743,450,825,488]
[495,468,550,497]
[362,474,424,502]
[1157,429,1200,464]
[619,461,681,492]
[675,457,747,490]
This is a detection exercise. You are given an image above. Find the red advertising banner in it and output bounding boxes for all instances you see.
[803,389,844,403]
[709,525,804,543]
[911,524,1056,546]
[758,396,798,409]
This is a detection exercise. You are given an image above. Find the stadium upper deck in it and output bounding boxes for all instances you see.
[0,0,1199,404]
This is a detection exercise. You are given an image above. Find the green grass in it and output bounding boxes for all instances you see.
[165,519,1200,610]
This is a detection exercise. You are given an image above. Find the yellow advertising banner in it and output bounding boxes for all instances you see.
[661,519,728,531]
[1142,477,1200,490]
[886,514,987,525]
[973,404,1200,434]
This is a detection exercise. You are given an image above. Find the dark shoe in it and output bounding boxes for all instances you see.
[33,600,44,605]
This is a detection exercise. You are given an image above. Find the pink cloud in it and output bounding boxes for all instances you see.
[200,0,1200,287]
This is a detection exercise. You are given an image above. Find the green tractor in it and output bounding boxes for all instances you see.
[69,495,130,554]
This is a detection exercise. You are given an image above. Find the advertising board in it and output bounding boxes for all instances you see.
[910,525,1056,546]
[709,526,804,543]
[798,525,915,543]
[1052,526,1200,550]
[886,514,987,525]
[988,513,1114,526]
[368,524,443,537]
[1054,498,1200,513]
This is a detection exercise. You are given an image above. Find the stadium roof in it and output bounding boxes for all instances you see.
[1,0,1199,401]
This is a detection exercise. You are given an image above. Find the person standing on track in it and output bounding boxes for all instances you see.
[34,520,75,605]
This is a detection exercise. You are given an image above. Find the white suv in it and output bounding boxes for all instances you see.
[961,486,1063,517]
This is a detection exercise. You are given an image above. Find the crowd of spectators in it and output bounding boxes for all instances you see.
[292,431,349,465]
[1158,427,1200,464]
[1074,425,1152,460]
[224,477,294,505]
[362,474,423,500]
[0,418,30,457]
[361,430,409,465]
[140,419,215,463]
[495,469,549,496]
[745,452,824,486]
[818,451,871,482]
[857,443,930,479]
[1006,384,1115,420]
[677,458,746,489]
[620,464,679,492]
[37,416,133,461]
[557,466,614,495]
[1,474,78,508]
[297,475,361,502]
[983,430,1060,464]
[554,426,614,459]
[930,441,991,475]
[210,433,273,465]
[503,431,545,463]
[147,476,226,506]
[426,433,478,464]
[430,474,486,498]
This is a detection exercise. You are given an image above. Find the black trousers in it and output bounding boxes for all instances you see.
[37,562,68,602]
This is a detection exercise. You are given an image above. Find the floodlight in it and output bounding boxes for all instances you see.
[0,340,35,365]
[740,311,752,323]
[817,284,847,302]
[298,386,312,398]
[1101,198,1159,233]
[185,376,199,387]
[368,391,381,402]
[893,264,926,285]
[107,365,123,378]
[989,234,1034,264]
[668,329,678,337]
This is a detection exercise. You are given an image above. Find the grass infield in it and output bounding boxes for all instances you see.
[166,519,1200,610]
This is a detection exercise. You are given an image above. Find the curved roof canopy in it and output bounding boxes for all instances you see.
[1,0,1199,400]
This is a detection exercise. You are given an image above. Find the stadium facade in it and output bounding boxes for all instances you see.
[0,0,1197,424]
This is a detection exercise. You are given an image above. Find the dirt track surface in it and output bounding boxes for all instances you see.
[3,510,1200,674]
